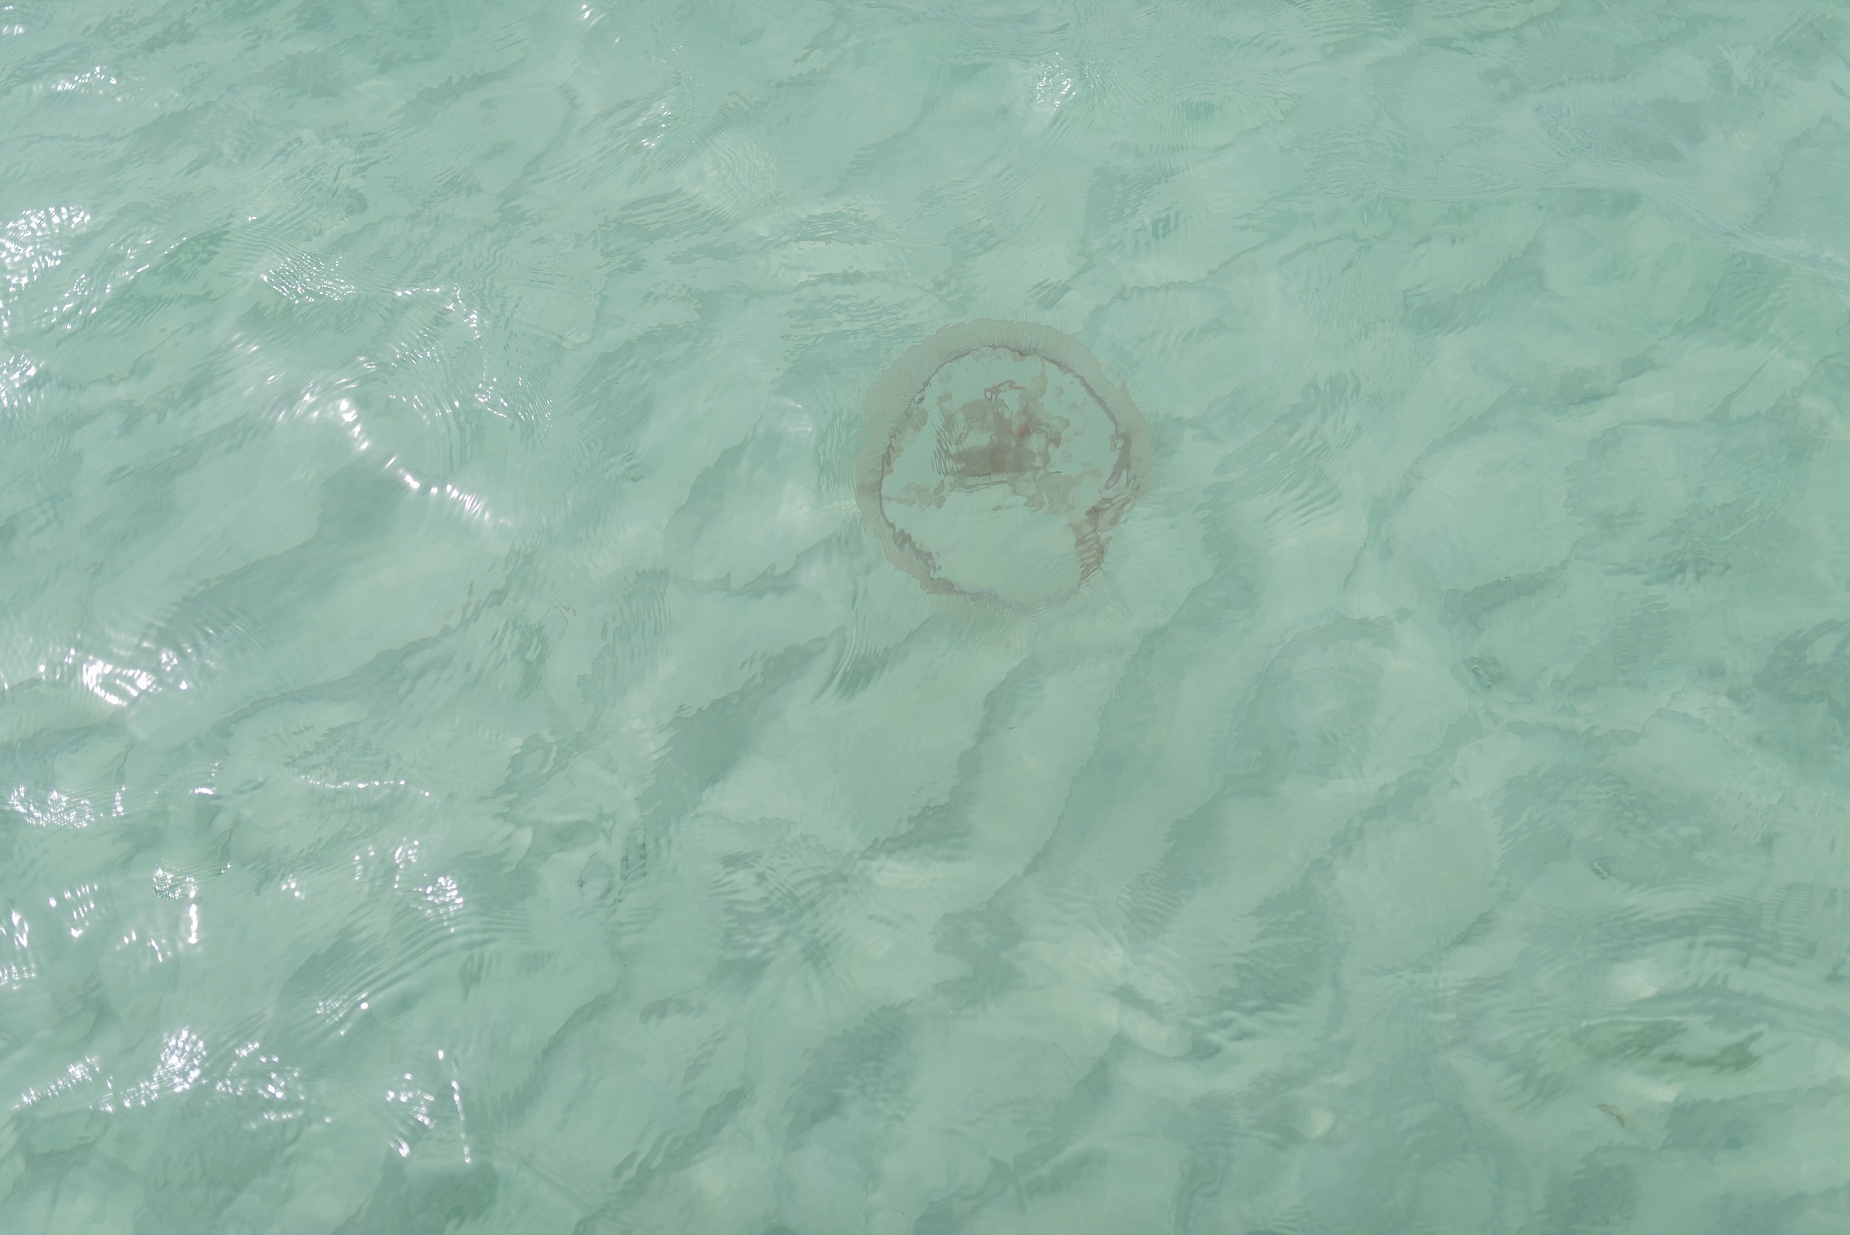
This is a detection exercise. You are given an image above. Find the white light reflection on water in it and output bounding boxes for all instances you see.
[9,787,95,829]
[286,388,507,528]
[13,1057,102,1111]
[1,907,33,988]
[98,1027,208,1112]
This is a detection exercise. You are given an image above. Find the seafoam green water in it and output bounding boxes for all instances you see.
[4,1,1850,1231]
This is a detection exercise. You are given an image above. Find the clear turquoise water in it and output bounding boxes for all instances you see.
[4,1,1850,1231]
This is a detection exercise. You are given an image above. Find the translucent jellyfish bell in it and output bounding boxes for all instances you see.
[856,320,1151,609]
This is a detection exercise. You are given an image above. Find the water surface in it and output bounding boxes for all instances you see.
[4,2,1850,1231]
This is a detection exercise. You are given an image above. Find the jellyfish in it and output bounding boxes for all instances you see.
[856,320,1151,609]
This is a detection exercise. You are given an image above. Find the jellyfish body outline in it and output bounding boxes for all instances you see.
[856,319,1151,608]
